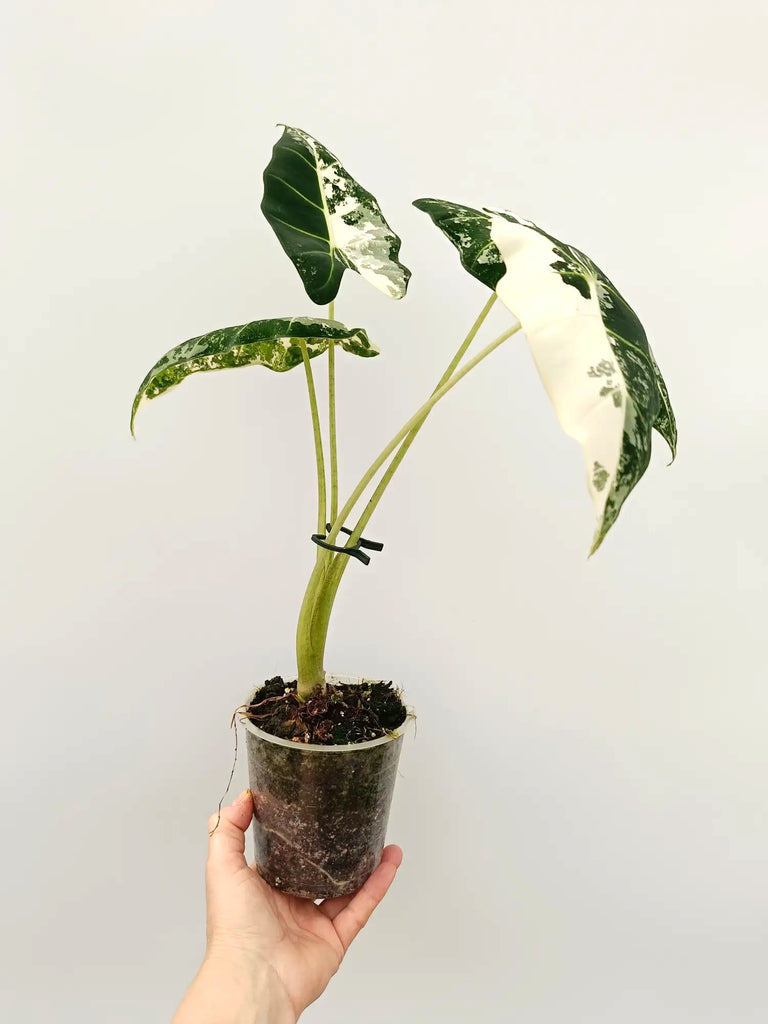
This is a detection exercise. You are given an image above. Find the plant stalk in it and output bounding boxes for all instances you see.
[327,322,519,548]
[328,299,339,524]
[295,555,330,697]
[299,338,327,541]
[344,293,498,548]
[295,315,337,699]
[302,320,522,683]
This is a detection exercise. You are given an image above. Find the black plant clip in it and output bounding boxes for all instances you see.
[311,523,384,565]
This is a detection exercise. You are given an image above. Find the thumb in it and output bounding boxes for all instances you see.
[207,790,253,868]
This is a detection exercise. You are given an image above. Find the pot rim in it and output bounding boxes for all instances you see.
[240,671,409,753]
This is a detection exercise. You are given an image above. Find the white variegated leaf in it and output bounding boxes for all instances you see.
[414,198,677,552]
[131,317,376,435]
[262,126,411,304]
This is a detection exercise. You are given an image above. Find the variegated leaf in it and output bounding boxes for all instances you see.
[414,198,677,553]
[412,198,506,290]
[131,317,376,435]
[261,125,411,304]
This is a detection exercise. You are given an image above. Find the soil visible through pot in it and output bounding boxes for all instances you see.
[245,676,407,745]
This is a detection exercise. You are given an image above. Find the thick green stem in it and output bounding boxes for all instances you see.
[296,336,332,699]
[294,304,339,700]
[296,294,518,700]
[328,299,339,524]
[295,555,330,698]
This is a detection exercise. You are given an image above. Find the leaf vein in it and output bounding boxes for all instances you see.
[270,216,331,246]
[265,173,325,212]
[279,144,319,172]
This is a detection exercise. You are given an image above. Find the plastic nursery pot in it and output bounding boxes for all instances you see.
[242,672,408,900]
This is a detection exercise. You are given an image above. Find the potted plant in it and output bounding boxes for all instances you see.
[131,125,677,900]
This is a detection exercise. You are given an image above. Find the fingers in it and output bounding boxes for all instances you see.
[207,790,254,869]
[322,845,403,951]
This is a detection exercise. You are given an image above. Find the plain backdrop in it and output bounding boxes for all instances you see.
[2,1,767,1021]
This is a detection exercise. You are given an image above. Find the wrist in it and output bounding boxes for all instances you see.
[173,953,297,1024]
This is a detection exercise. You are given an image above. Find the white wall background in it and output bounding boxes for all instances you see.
[2,1,767,1021]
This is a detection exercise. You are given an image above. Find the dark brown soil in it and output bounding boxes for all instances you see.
[245,676,407,745]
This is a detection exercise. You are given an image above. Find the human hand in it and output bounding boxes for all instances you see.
[172,790,403,1024]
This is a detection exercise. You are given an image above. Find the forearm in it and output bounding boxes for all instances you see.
[172,956,297,1024]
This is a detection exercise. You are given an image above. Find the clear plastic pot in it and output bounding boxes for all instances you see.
[242,672,408,900]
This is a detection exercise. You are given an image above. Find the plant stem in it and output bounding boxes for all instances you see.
[327,322,520,548]
[328,300,339,524]
[296,297,517,700]
[295,555,329,698]
[436,292,497,393]
[299,339,327,539]
[344,293,498,547]
[295,342,333,697]
[295,309,337,700]
[305,321,522,667]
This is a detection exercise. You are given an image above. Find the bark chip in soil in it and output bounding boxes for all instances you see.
[245,676,407,745]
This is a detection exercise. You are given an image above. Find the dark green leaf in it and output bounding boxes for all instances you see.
[262,125,411,304]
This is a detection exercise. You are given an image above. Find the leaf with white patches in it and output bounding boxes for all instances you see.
[414,198,677,552]
[412,198,506,290]
[131,317,376,435]
[261,125,411,304]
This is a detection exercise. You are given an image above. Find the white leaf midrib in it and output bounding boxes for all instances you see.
[307,136,339,288]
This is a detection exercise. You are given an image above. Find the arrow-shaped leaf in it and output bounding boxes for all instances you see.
[414,198,677,552]
[131,317,376,435]
[262,125,411,305]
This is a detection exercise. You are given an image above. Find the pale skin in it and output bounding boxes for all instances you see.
[172,790,404,1024]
